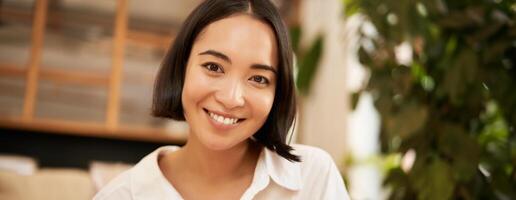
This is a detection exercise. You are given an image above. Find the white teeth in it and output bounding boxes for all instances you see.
[208,111,239,125]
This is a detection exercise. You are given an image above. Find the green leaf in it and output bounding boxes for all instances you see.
[384,102,428,140]
[412,158,455,200]
[343,0,360,17]
[442,48,478,105]
[438,123,480,182]
[350,92,360,110]
[296,36,324,95]
[436,7,485,29]
[384,168,416,200]
[289,26,302,53]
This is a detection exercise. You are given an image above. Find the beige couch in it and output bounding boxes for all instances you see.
[0,169,95,200]
[0,160,131,200]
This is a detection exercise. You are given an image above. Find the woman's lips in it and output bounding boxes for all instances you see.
[203,108,245,130]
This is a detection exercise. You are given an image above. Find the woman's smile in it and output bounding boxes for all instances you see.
[203,108,246,130]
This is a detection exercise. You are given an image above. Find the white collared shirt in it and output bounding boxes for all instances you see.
[94,144,350,200]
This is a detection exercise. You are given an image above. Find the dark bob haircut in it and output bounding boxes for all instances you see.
[152,0,299,162]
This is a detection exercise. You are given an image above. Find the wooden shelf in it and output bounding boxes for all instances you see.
[0,117,187,144]
[0,64,109,87]
[0,2,175,50]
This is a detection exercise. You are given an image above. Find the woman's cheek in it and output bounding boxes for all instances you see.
[187,69,217,94]
[250,89,275,116]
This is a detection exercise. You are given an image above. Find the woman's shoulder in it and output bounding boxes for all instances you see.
[292,144,335,165]
[93,168,133,200]
[93,145,182,200]
[290,144,350,199]
[290,144,339,180]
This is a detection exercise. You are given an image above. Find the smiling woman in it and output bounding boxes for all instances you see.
[94,0,350,199]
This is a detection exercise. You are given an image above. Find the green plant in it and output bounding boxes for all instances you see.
[345,0,515,199]
[290,26,324,95]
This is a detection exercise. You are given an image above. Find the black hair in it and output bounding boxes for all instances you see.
[152,0,300,162]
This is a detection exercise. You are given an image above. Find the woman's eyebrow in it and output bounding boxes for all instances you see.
[199,49,276,75]
[198,50,232,64]
[251,64,277,75]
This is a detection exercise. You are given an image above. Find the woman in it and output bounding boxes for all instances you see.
[94,0,349,199]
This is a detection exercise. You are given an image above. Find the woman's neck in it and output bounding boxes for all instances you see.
[178,136,261,182]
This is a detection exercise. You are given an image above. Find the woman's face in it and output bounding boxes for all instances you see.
[182,14,278,150]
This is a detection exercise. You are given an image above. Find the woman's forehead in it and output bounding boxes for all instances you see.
[192,14,279,69]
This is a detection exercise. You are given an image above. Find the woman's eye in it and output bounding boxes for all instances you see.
[202,63,223,73]
[249,75,269,85]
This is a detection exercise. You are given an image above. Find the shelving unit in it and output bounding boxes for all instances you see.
[0,0,186,144]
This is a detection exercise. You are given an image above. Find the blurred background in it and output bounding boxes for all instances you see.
[0,0,514,199]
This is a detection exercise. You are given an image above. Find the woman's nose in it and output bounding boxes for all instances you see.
[214,80,245,109]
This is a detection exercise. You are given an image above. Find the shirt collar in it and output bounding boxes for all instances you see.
[260,146,302,191]
[131,146,183,200]
[130,145,302,200]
